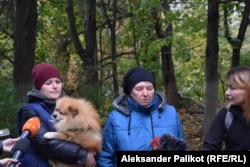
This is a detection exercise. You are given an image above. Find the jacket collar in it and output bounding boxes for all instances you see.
[112,91,166,116]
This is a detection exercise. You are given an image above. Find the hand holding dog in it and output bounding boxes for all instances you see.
[85,152,96,167]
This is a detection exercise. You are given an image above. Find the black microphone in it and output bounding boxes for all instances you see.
[9,138,30,167]
[159,133,188,151]
[151,133,188,151]
[8,117,40,167]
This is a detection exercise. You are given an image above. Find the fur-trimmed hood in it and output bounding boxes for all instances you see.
[112,91,166,116]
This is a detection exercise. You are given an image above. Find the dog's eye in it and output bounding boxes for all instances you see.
[55,108,65,115]
[60,111,65,115]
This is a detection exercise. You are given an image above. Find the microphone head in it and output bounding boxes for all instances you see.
[150,136,161,151]
[22,117,40,137]
[159,133,187,151]
[11,138,30,156]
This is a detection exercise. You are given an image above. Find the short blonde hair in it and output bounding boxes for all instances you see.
[226,66,250,121]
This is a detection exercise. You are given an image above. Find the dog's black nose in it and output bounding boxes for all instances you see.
[52,114,57,119]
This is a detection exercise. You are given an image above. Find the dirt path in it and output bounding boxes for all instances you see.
[179,109,205,150]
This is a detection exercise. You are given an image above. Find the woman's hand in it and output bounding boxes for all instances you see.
[0,158,20,167]
[84,152,96,167]
[2,138,19,153]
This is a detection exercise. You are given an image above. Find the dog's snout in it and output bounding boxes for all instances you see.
[52,113,57,119]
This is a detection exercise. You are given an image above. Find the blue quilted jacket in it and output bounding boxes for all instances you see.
[97,92,185,167]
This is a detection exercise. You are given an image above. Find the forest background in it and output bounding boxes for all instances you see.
[1,0,250,151]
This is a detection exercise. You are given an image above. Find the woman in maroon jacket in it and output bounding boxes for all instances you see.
[201,66,250,150]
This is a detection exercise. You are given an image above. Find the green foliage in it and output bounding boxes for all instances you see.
[0,80,20,139]
[240,51,250,66]
[36,1,70,62]
[0,60,13,80]
[1,0,250,128]
[75,83,114,127]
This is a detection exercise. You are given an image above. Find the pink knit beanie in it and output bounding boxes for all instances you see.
[32,63,62,90]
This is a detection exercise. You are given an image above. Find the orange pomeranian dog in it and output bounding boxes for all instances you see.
[44,96,102,167]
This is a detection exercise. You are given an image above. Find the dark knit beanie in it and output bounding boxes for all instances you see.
[32,63,62,90]
[122,67,155,95]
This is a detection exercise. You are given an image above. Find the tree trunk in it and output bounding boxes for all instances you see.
[84,0,98,85]
[100,0,119,97]
[232,1,250,67]
[155,0,179,108]
[202,0,219,136]
[13,0,37,102]
[223,1,250,68]
[66,0,86,90]
[161,45,179,108]
[110,0,119,97]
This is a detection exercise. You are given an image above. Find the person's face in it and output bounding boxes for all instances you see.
[225,85,246,107]
[40,78,63,100]
[130,81,154,106]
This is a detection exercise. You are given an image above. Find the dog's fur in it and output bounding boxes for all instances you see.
[44,96,102,167]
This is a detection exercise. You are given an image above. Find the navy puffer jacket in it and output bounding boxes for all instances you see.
[17,89,87,167]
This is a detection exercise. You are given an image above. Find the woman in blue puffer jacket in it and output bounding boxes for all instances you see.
[97,67,186,167]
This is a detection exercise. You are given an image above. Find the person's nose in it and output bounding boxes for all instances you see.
[142,88,149,96]
[52,82,58,88]
[225,88,230,96]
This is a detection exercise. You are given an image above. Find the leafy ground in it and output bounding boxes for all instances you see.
[179,108,205,151]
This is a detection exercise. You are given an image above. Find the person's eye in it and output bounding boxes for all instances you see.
[229,85,236,90]
[147,86,154,90]
[55,80,62,84]
[45,81,52,85]
[135,87,143,91]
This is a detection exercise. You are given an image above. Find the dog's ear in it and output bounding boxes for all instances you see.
[69,106,78,117]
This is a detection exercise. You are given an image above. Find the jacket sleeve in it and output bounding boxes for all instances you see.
[97,113,116,167]
[19,106,88,165]
[200,108,227,151]
[165,105,185,141]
